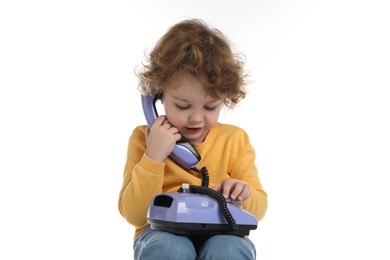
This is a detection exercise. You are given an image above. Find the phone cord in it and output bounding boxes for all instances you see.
[193,166,209,187]
[177,166,237,231]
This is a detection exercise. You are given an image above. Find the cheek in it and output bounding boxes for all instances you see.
[205,111,220,125]
[165,109,186,128]
[166,116,183,128]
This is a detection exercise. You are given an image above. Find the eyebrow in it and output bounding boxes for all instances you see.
[171,96,221,105]
[171,96,189,102]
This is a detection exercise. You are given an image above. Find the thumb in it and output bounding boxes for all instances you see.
[212,182,221,192]
[144,127,149,140]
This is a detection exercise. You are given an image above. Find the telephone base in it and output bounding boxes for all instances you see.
[147,192,258,237]
[148,219,256,236]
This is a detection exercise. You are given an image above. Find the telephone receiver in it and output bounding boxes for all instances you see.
[141,94,201,169]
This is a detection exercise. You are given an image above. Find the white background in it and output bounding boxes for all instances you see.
[1,0,389,259]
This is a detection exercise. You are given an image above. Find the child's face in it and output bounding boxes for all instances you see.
[162,74,223,144]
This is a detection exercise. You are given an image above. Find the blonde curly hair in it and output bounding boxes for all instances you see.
[136,19,247,109]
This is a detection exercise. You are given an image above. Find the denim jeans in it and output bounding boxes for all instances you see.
[133,226,256,260]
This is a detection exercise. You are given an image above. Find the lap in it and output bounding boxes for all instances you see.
[134,226,256,260]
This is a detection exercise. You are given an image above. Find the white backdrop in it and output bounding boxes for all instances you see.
[1,0,389,259]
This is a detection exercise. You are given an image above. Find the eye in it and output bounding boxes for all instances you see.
[204,106,217,111]
[175,104,190,110]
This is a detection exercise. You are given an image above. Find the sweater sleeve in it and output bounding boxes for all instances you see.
[118,126,165,227]
[230,129,268,221]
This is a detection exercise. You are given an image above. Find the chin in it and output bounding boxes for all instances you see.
[188,135,205,144]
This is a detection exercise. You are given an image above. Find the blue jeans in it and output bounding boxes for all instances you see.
[133,226,256,260]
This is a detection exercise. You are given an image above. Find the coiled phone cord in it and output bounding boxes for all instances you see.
[177,166,237,231]
[193,166,209,187]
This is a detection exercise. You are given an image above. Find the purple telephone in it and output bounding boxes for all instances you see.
[141,94,201,169]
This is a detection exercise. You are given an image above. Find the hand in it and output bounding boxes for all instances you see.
[144,116,182,163]
[212,179,251,202]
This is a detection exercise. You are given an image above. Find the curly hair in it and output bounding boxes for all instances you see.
[136,19,247,108]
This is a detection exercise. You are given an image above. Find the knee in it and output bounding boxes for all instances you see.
[198,235,256,260]
[134,230,197,260]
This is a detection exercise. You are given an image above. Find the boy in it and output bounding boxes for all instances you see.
[118,19,267,259]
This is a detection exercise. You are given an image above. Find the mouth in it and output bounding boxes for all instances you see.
[182,127,203,137]
[182,127,206,143]
[184,127,202,132]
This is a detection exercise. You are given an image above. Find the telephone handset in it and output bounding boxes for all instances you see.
[141,94,201,169]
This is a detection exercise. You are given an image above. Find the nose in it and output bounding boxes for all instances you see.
[189,109,203,124]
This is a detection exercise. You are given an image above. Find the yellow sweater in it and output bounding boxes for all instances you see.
[118,123,268,239]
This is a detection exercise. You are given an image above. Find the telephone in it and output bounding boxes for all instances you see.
[141,94,201,169]
[141,93,257,236]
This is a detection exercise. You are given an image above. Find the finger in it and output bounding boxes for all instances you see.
[153,116,166,127]
[230,182,244,200]
[161,119,175,130]
[160,122,171,130]
[236,184,251,201]
[229,182,244,201]
[221,180,234,199]
[167,125,179,134]
[173,132,182,141]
